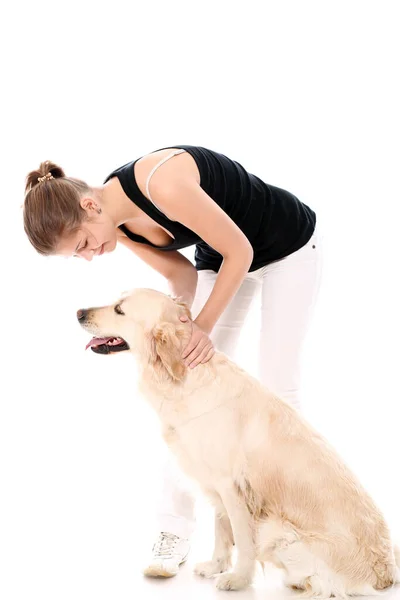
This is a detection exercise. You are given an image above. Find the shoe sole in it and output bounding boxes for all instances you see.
[143,556,188,579]
[143,566,178,578]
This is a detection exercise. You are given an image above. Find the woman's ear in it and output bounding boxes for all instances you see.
[80,196,100,213]
[151,322,186,381]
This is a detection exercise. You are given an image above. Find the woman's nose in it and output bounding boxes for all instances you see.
[81,248,95,261]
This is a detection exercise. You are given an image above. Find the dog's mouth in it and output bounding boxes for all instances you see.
[85,336,130,354]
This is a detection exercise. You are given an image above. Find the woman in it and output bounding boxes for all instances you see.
[23,144,322,578]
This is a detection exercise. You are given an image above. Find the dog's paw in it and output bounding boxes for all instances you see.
[216,572,251,591]
[194,558,230,578]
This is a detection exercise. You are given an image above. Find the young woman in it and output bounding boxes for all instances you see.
[23,144,322,578]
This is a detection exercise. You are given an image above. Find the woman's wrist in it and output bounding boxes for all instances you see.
[193,316,213,335]
[167,267,198,309]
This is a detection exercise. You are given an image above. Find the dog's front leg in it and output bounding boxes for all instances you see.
[194,503,234,578]
[214,481,256,591]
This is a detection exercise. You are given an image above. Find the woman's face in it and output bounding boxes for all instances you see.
[57,213,118,260]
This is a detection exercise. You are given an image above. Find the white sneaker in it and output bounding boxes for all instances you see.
[143,532,190,578]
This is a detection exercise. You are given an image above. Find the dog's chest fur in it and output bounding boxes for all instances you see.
[138,364,253,492]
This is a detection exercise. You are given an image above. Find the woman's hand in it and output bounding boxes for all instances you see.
[180,315,215,368]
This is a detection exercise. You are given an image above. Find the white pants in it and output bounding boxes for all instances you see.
[155,228,323,539]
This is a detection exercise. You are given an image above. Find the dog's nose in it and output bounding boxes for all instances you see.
[77,309,88,322]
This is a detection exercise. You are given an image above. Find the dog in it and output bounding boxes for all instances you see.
[77,288,400,598]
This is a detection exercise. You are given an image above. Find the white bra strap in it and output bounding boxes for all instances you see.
[145,149,186,213]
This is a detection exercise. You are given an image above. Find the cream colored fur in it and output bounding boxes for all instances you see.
[79,288,400,598]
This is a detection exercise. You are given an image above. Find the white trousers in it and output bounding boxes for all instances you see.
[155,228,323,539]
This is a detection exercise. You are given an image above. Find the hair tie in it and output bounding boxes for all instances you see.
[37,173,54,184]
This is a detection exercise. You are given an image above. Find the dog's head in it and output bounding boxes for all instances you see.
[77,288,192,381]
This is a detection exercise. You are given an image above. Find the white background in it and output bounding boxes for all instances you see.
[1,1,399,599]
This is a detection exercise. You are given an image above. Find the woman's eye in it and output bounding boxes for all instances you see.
[114,304,124,315]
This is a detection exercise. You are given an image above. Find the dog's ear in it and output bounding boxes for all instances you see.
[150,322,186,381]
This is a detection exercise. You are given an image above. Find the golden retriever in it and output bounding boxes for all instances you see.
[77,288,400,598]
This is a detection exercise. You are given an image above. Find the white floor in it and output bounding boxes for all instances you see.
[131,495,400,600]
[139,558,291,600]
[134,522,400,600]
[139,563,400,600]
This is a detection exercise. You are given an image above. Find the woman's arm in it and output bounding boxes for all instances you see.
[147,177,254,334]
[167,267,198,308]
[117,235,198,307]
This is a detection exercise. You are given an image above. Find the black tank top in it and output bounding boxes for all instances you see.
[103,145,316,272]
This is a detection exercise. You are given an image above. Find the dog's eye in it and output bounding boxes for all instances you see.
[114,304,124,315]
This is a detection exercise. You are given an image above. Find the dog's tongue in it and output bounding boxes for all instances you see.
[85,336,113,350]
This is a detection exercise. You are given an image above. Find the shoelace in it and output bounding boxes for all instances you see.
[153,532,179,558]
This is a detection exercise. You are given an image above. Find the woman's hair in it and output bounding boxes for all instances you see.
[23,160,92,256]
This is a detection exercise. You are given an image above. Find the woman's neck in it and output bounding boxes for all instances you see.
[92,178,141,227]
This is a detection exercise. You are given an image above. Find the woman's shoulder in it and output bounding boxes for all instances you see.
[134,147,200,196]
[103,147,201,199]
